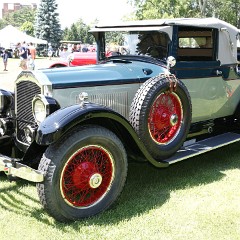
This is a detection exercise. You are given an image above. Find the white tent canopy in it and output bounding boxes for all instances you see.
[0,25,47,48]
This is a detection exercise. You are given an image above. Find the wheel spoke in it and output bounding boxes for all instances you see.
[61,145,114,207]
[148,92,183,144]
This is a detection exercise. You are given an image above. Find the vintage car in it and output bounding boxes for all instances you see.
[1,18,240,222]
[49,51,97,68]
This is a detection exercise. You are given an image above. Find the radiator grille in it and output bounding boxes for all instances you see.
[16,80,41,143]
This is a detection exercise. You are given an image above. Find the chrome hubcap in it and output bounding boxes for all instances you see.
[89,173,103,188]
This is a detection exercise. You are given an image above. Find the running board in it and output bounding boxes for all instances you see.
[164,132,240,164]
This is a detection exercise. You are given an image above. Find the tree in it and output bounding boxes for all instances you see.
[67,23,79,41]
[198,0,207,17]
[208,0,240,28]
[20,21,35,36]
[62,19,95,44]
[129,0,190,19]
[129,0,240,28]
[0,7,36,34]
[34,0,62,47]
[0,19,5,29]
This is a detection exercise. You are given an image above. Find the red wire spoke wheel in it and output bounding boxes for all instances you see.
[130,75,191,160]
[61,145,114,207]
[37,125,127,222]
[148,92,183,145]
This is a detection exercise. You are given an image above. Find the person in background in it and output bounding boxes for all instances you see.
[82,45,88,52]
[2,49,8,71]
[67,43,72,53]
[48,43,53,60]
[72,44,77,52]
[76,44,81,52]
[59,45,71,61]
[28,42,36,70]
[17,42,28,70]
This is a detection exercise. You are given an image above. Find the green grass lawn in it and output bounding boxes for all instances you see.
[0,142,240,240]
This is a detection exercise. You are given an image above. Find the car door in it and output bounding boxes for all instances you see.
[171,26,232,123]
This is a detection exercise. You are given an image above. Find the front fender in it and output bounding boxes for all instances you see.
[36,103,121,144]
[36,103,169,168]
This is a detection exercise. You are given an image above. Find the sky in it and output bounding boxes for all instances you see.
[0,0,135,28]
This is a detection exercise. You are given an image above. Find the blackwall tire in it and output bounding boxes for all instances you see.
[130,75,192,160]
[37,125,128,222]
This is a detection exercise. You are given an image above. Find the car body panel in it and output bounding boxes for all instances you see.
[49,52,97,68]
[1,17,240,177]
[69,52,97,66]
[44,60,165,87]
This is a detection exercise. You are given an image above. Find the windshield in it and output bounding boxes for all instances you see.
[99,31,170,61]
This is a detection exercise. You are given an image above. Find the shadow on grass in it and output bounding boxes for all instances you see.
[0,141,240,228]
[70,141,240,229]
[0,177,38,207]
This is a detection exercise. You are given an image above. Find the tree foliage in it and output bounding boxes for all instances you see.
[129,0,240,28]
[62,19,95,44]
[0,7,36,35]
[129,0,190,19]
[34,0,62,47]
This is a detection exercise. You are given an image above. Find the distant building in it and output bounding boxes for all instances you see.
[1,2,37,18]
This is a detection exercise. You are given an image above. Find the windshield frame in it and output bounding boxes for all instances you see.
[92,27,172,62]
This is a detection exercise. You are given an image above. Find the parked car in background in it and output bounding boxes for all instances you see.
[49,51,97,68]
[1,18,240,222]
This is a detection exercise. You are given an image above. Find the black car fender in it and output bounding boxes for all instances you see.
[36,102,169,168]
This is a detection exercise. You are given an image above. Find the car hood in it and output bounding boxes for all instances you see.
[39,60,167,89]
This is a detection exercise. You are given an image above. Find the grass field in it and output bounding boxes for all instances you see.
[1,141,240,240]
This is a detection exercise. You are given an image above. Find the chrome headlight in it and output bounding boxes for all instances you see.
[32,94,60,124]
[0,89,13,116]
[33,97,46,123]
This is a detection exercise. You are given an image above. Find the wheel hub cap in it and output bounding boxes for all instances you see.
[89,173,103,188]
[61,146,114,207]
[148,92,183,144]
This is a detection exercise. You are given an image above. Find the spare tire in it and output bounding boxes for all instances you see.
[129,75,192,160]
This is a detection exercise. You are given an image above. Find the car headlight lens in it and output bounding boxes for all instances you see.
[32,94,60,124]
[33,98,46,123]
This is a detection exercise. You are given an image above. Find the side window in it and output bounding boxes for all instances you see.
[177,28,215,61]
[136,31,169,59]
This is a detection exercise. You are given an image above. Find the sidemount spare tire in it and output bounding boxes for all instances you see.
[130,74,192,160]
